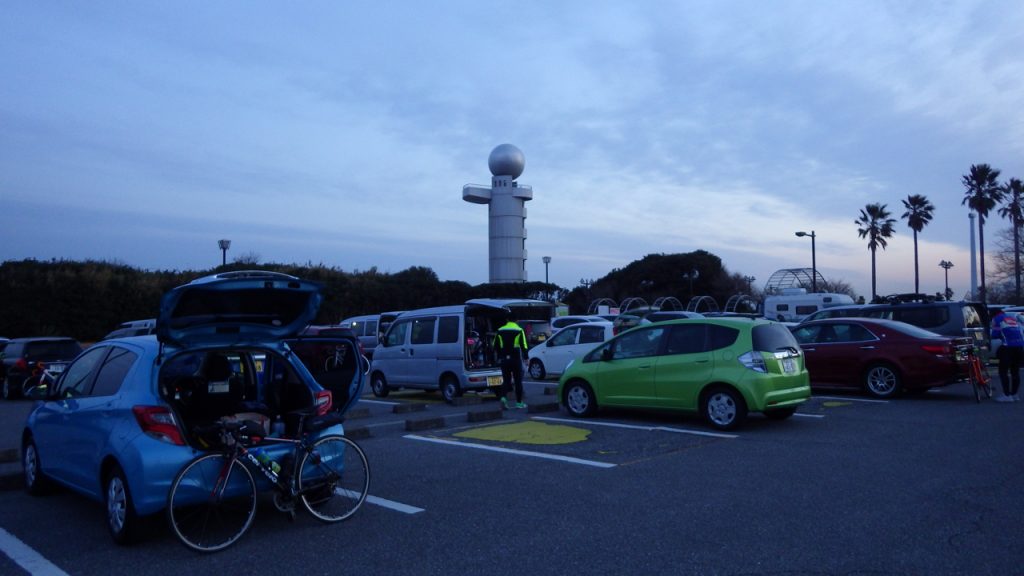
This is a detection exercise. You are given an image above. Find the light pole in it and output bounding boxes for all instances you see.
[939,260,954,300]
[795,231,817,292]
[743,275,755,294]
[218,239,231,266]
[542,256,551,285]
[683,269,699,297]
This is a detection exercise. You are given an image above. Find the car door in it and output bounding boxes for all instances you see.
[406,316,438,386]
[596,326,665,407]
[653,323,714,409]
[538,326,581,376]
[32,345,138,494]
[374,318,412,384]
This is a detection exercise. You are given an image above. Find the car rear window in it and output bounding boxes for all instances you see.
[708,325,739,350]
[25,340,81,361]
[752,324,800,353]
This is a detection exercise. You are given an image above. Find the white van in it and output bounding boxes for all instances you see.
[369,298,554,403]
[763,289,855,322]
[340,310,406,360]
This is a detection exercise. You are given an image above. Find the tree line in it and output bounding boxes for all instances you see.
[855,163,1024,304]
[0,251,768,342]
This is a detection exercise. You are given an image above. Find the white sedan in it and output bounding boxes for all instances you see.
[527,321,614,380]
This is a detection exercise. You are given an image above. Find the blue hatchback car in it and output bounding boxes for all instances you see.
[21,271,365,544]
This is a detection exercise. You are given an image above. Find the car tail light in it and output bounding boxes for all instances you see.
[738,351,768,373]
[921,344,951,355]
[315,390,332,415]
[132,406,185,446]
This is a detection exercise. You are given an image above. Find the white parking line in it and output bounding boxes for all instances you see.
[404,435,617,468]
[532,416,739,439]
[814,395,889,404]
[794,412,825,419]
[357,399,400,406]
[366,494,425,514]
[0,527,69,576]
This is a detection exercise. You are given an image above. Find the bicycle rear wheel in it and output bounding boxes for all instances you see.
[167,453,257,553]
[298,435,370,523]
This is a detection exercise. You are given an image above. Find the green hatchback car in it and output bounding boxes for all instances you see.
[556,318,811,430]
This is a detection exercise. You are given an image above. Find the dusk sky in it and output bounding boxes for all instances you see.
[3,2,1023,302]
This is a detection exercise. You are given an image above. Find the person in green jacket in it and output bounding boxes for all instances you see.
[492,313,529,409]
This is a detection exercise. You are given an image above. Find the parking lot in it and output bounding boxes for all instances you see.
[1,377,1022,575]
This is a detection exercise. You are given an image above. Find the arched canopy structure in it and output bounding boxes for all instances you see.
[765,268,827,294]
[587,298,618,315]
[686,296,719,313]
[652,296,684,311]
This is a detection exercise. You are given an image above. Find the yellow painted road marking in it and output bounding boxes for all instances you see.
[822,401,852,408]
[454,421,591,445]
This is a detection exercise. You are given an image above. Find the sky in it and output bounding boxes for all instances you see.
[3,1,1024,303]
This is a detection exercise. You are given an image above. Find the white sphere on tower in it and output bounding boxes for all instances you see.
[488,143,525,179]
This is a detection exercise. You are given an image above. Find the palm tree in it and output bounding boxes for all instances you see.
[961,164,1004,303]
[856,203,897,301]
[998,177,1024,303]
[900,194,935,295]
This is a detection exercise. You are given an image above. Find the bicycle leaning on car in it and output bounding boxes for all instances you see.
[166,409,370,553]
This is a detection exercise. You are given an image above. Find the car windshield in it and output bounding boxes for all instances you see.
[752,324,801,353]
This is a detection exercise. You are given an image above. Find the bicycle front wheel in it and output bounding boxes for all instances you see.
[167,453,257,553]
[298,435,370,523]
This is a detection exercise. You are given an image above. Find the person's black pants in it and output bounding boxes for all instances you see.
[998,345,1022,396]
[500,357,524,403]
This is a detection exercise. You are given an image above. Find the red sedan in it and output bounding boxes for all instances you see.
[791,318,969,398]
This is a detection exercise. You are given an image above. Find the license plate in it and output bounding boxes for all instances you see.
[487,376,503,387]
[781,358,796,374]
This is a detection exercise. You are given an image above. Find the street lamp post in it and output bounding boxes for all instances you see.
[939,260,954,300]
[542,256,551,285]
[743,275,756,294]
[795,231,817,293]
[683,269,699,297]
[218,239,231,266]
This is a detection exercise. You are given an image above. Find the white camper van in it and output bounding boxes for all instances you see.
[369,298,554,403]
[763,289,855,322]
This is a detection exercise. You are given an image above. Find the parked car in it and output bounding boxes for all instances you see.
[550,315,606,331]
[557,318,810,430]
[102,319,156,340]
[3,337,83,400]
[528,321,614,379]
[21,270,364,545]
[791,318,969,398]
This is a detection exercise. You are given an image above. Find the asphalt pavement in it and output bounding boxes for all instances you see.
[0,400,33,490]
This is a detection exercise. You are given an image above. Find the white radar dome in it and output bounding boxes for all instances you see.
[488,143,525,179]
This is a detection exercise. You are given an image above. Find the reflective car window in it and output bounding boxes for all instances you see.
[578,326,606,345]
[831,323,875,343]
[752,323,802,352]
[791,326,819,344]
[410,317,436,345]
[437,316,460,344]
[549,327,578,347]
[665,324,706,355]
[59,346,108,397]
[385,320,410,347]
[91,347,138,397]
[613,327,665,359]
[708,325,739,350]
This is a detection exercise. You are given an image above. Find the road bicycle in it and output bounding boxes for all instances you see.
[966,345,993,403]
[324,344,349,372]
[166,410,370,553]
